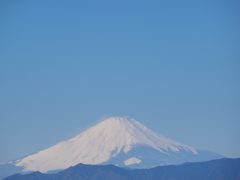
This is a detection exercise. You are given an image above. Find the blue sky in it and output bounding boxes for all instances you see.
[0,0,239,162]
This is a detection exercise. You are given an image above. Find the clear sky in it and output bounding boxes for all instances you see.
[0,0,239,163]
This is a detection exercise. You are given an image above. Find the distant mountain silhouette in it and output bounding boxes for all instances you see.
[0,117,222,179]
[14,117,222,173]
[4,158,240,180]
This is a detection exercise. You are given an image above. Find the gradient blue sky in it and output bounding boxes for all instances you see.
[0,0,239,162]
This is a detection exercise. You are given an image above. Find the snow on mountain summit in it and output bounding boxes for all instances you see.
[14,117,222,173]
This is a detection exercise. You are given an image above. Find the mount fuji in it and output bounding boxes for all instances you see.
[0,117,222,179]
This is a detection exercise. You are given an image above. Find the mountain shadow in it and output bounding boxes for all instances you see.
[3,158,240,180]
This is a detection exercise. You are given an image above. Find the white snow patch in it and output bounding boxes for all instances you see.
[124,157,142,166]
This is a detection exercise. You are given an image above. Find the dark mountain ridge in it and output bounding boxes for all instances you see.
[4,158,240,180]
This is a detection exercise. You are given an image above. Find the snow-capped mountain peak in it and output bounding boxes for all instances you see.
[13,117,221,173]
[71,117,197,155]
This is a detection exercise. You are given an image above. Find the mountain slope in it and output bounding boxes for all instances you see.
[0,117,222,179]
[4,158,240,180]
